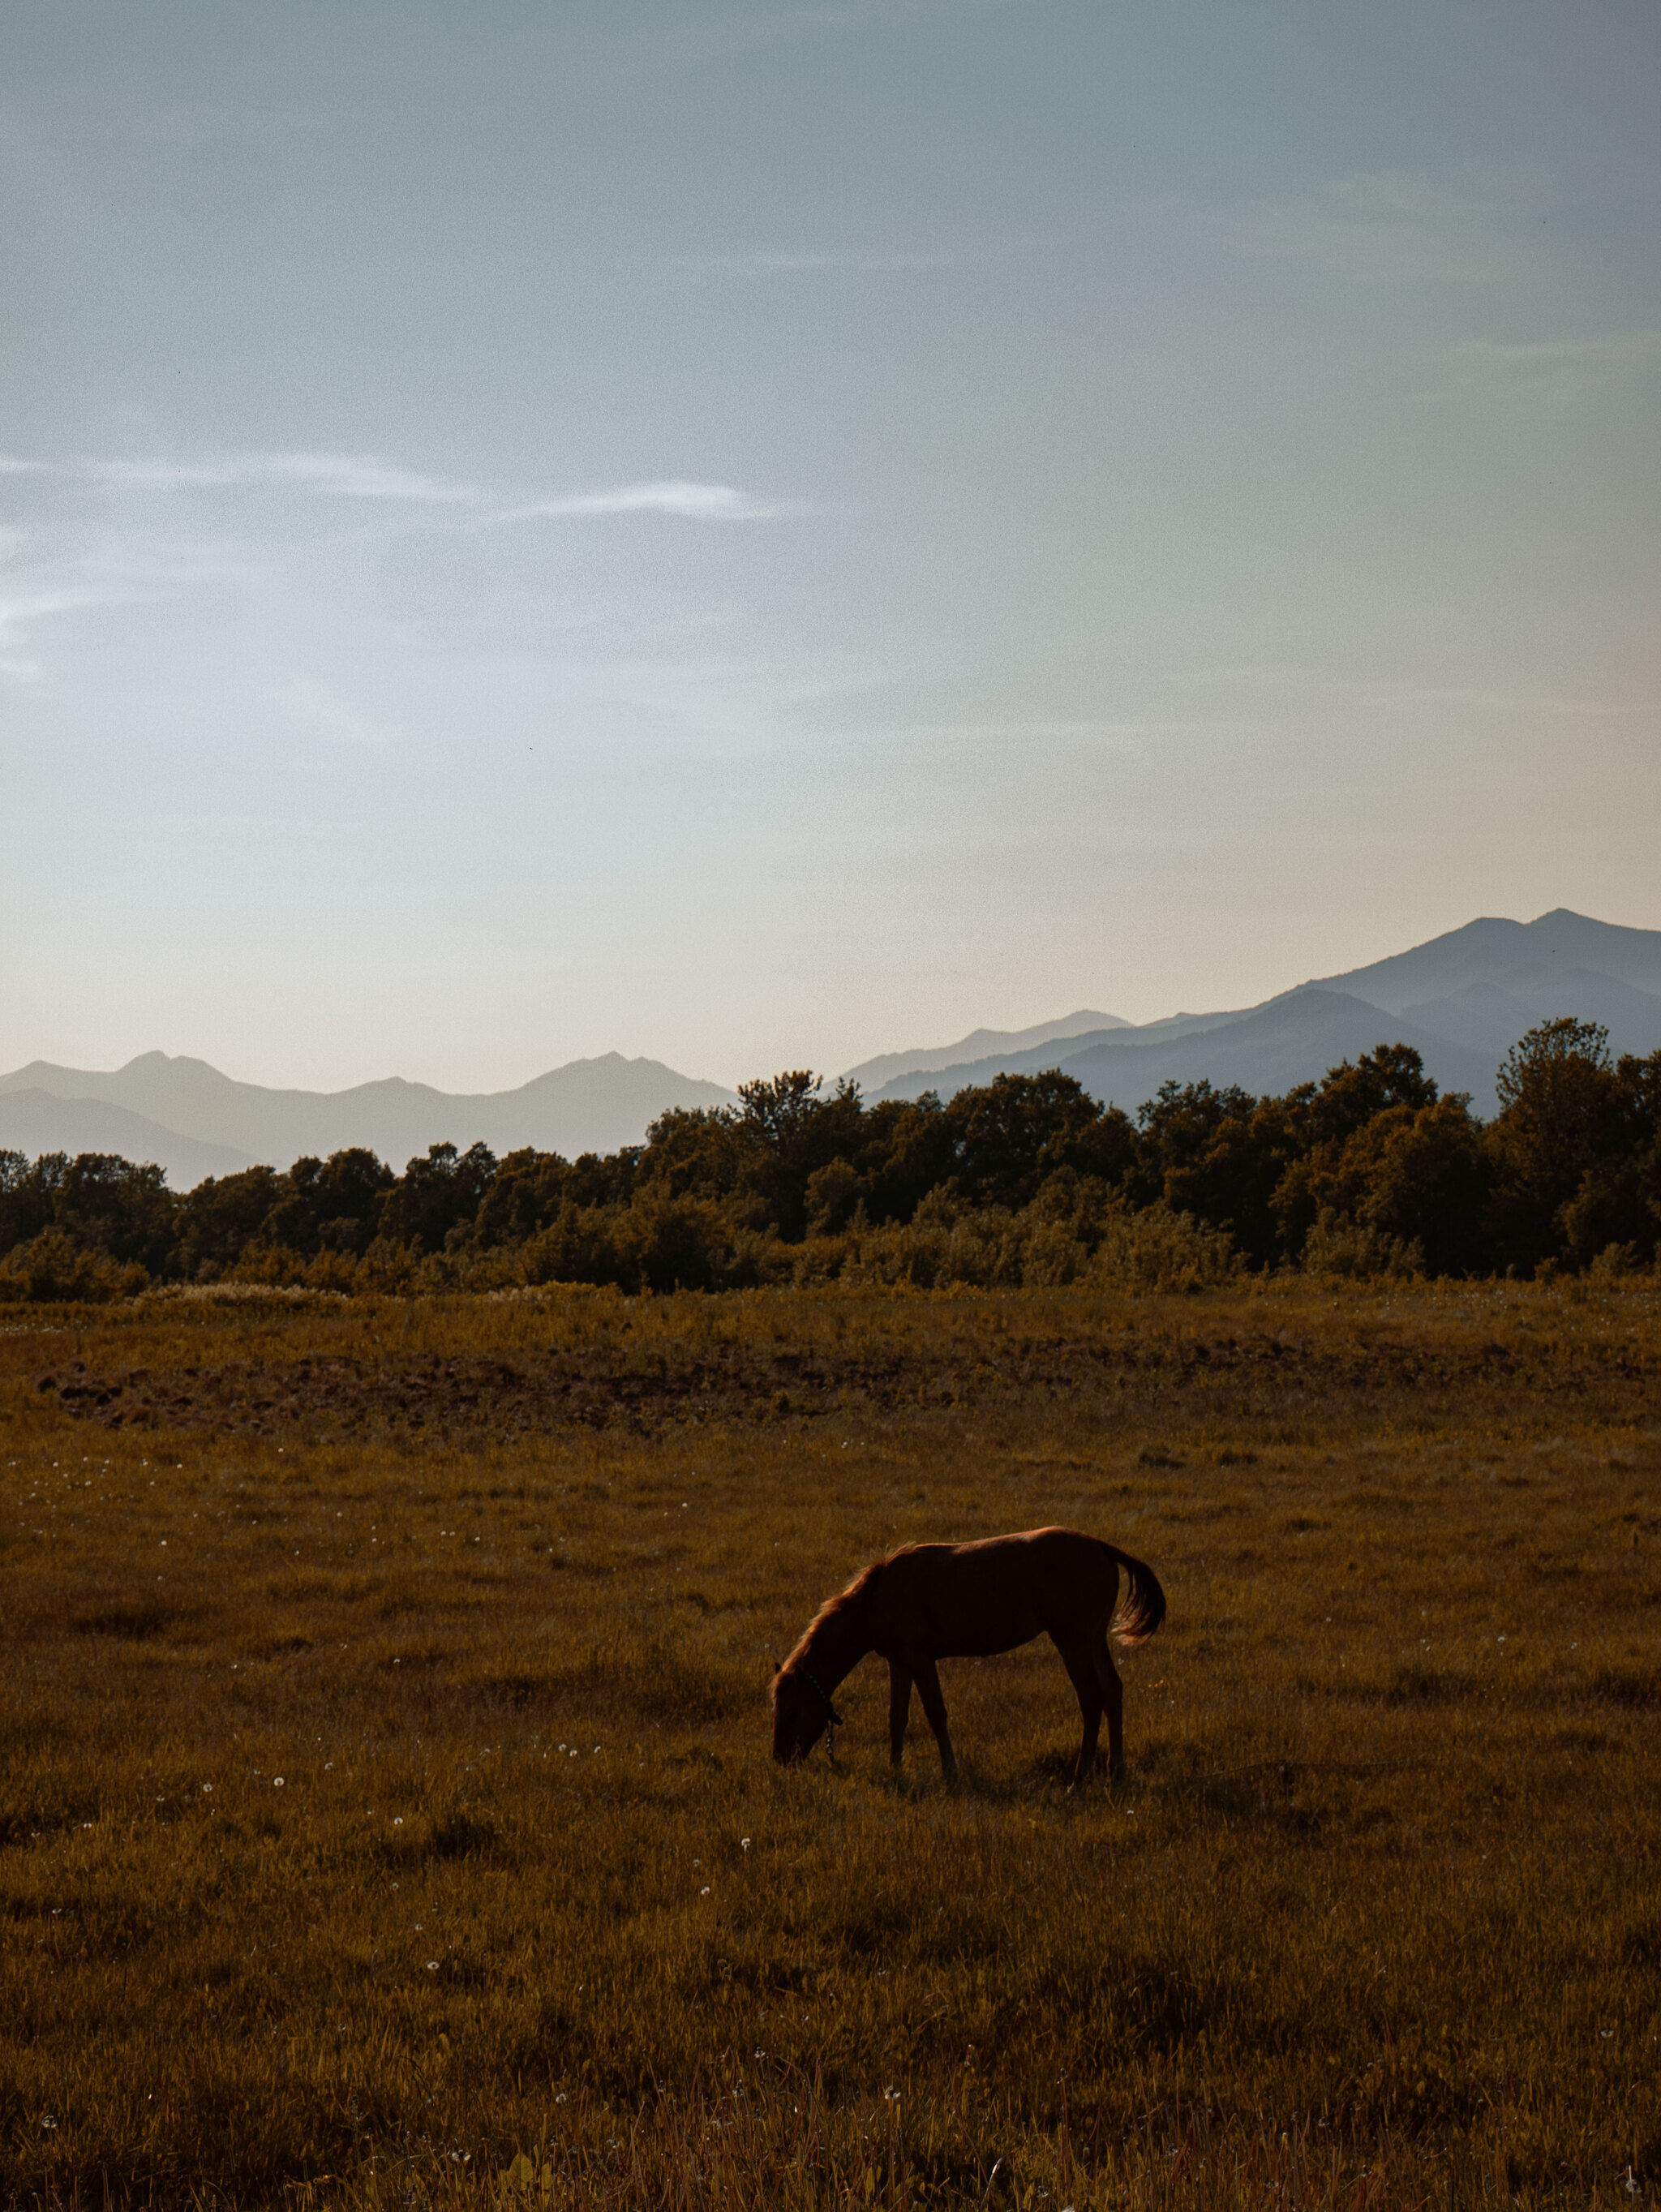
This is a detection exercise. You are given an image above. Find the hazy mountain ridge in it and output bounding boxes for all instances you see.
[1307,908,1661,1013]
[7,909,1659,1189]
[0,1052,737,1178]
[870,988,1501,1113]
[0,1090,255,1189]
[865,910,1661,1117]
[842,1009,1127,1091]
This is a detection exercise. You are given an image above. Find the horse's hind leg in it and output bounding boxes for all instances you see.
[1051,1633,1104,1787]
[911,1656,959,1785]
[1092,1635,1126,1782]
[887,1661,913,1769]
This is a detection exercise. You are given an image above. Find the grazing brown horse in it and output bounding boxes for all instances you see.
[771,1527,1165,1785]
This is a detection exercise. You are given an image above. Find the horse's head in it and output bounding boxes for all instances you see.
[770,1661,835,1763]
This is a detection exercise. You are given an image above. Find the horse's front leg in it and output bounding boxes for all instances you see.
[887,1661,913,1769]
[911,1656,959,1785]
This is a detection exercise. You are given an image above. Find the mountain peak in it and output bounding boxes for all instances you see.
[861,907,1661,1117]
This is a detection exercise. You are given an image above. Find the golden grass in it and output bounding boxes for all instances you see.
[2,1279,1659,2209]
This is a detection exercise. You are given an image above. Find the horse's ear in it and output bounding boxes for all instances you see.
[772,1660,780,1677]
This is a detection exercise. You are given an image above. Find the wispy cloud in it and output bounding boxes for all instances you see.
[285,673,388,750]
[1440,331,1661,403]
[1173,663,1341,699]
[0,518,83,684]
[672,247,981,274]
[491,480,792,523]
[0,453,792,690]
[0,523,211,689]
[1216,170,1527,286]
[1363,683,1656,719]
[19,449,789,521]
[84,452,480,502]
[0,583,113,686]
[651,0,1005,63]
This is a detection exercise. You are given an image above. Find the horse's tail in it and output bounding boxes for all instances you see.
[1107,1546,1166,1646]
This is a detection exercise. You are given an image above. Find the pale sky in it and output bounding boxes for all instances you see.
[3,1,1658,1093]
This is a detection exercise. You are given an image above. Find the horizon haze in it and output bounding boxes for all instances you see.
[7,905,1661,1182]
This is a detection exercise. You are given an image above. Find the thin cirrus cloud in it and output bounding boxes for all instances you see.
[84,452,480,502]
[671,247,983,274]
[489,480,792,522]
[1438,331,1661,403]
[1215,170,1528,286]
[0,454,789,689]
[5,450,786,520]
[0,583,115,685]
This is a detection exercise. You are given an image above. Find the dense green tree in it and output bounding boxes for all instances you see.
[2,1150,175,1278]
[474,1148,567,1247]
[564,1147,642,1211]
[46,1153,177,1274]
[1129,1081,1287,1261]
[1306,1042,1440,1146]
[1556,1050,1661,1267]
[0,1226,147,1301]
[174,1165,285,1278]
[616,1190,734,1293]
[1269,1047,1446,1262]
[518,1200,630,1289]
[853,1095,957,1226]
[1336,1095,1491,1276]
[736,1071,829,1145]
[1486,1019,1623,1269]
[377,1141,498,1255]
[1131,1080,1256,1197]
[286,1148,395,1255]
[635,1108,747,1206]
[0,1149,59,1256]
[945,1071,1133,1212]
[474,1145,643,1249]
[177,1150,393,1274]
[1495,1018,1618,1172]
[803,1156,864,1236]
[732,1074,866,1239]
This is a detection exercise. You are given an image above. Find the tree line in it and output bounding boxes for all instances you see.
[2,1018,1658,1302]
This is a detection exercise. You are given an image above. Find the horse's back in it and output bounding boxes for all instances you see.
[873,1527,1118,1659]
[955,1525,1121,1590]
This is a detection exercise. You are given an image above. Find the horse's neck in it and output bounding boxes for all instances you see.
[804,1604,869,1692]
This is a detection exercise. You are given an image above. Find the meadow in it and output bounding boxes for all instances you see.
[2,1278,1658,2209]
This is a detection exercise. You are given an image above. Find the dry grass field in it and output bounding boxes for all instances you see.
[2,1279,1659,2209]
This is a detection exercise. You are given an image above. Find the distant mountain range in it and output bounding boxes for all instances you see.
[860,909,1661,1118]
[843,1010,1129,1093]
[5,909,1659,1190]
[0,1053,737,1189]
[0,1089,254,1189]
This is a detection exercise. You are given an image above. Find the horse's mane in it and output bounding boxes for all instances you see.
[773,1547,915,1703]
